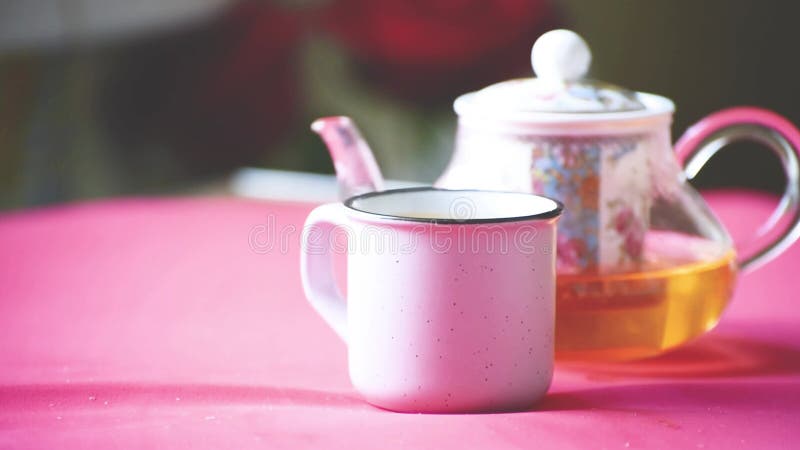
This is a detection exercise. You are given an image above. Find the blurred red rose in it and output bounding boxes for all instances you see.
[320,0,559,103]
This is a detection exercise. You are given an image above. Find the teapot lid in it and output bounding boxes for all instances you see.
[461,29,645,114]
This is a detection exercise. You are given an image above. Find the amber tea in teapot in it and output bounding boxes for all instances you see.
[556,232,736,361]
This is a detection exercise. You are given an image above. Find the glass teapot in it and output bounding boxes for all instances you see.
[312,30,800,361]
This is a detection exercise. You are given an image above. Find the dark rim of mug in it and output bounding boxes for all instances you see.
[343,187,564,224]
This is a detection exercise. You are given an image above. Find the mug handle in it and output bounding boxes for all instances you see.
[300,203,349,341]
[675,107,800,273]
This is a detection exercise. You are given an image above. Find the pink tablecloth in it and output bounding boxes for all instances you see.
[0,191,798,449]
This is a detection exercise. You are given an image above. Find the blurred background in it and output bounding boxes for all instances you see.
[0,0,798,210]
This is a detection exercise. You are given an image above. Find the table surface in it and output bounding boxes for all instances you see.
[0,190,798,449]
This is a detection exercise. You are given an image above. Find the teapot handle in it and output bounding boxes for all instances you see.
[675,107,800,273]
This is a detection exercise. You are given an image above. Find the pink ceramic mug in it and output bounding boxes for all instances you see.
[300,187,563,413]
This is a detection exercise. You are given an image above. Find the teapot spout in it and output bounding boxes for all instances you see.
[311,116,385,199]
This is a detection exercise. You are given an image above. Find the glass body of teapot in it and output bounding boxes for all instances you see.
[313,30,800,361]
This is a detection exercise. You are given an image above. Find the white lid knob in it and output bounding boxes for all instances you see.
[531,29,591,83]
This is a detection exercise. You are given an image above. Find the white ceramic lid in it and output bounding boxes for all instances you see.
[456,29,646,115]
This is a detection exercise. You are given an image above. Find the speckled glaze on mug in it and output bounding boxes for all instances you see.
[300,188,562,413]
